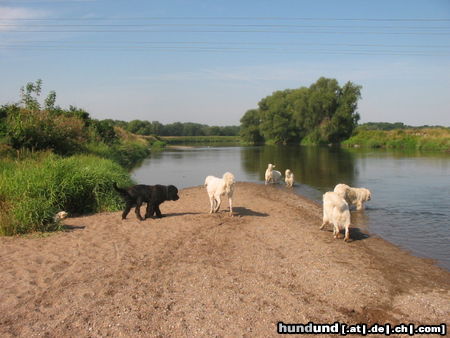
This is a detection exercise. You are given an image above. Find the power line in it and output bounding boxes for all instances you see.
[0,23,449,30]
[2,40,449,48]
[1,29,449,35]
[1,44,448,56]
[1,16,450,22]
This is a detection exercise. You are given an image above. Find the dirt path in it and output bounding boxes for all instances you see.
[0,183,449,337]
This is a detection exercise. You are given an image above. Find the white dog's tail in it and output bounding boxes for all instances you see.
[222,172,235,194]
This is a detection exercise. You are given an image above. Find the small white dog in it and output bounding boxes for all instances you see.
[285,169,294,188]
[334,183,371,211]
[320,192,351,241]
[264,163,282,185]
[204,172,235,215]
[53,211,68,223]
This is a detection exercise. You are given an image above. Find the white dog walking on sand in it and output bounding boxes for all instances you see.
[204,172,235,215]
[334,183,371,211]
[320,191,351,242]
[285,169,294,188]
[265,163,282,185]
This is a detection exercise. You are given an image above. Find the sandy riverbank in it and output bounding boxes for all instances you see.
[0,183,449,337]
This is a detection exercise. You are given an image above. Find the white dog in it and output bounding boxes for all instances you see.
[334,183,371,211]
[264,163,282,185]
[204,172,235,215]
[320,192,351,242]
[285,169,294,188]
[53,211,68,223]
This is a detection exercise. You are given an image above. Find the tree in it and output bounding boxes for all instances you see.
[239,77,362,145]
[240,109,264,144]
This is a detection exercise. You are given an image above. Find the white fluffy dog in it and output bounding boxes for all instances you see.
[285,169,294,188]
[264,163,282,185]
[334,183,371,211]
[320,192,351,242]
[204,172,235,215]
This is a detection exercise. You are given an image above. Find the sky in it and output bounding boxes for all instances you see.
[0,0,449,126]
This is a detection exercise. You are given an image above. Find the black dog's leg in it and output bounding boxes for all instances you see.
[145,203,155,219]
[135,197,145,221]
[155,204,163,218]
[122,204,132,219]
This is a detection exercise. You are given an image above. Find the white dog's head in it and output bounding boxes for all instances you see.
[268,163,275,170]
[54,211,68,222]
[285,169,291,176]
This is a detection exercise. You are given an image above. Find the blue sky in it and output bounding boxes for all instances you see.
[1,0,449,126]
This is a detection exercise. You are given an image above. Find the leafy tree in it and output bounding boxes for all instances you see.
[240,77,361,145]
[240,109,264,144]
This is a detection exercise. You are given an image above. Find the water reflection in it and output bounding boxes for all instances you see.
[240,145,357,191]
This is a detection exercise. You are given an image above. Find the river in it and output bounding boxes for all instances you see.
[132,145,450,271]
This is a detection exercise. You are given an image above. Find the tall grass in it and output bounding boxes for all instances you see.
[342,128,450,152]
[0,153,133,235]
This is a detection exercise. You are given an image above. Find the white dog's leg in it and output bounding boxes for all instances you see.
[344,225,350,242]
[209,195,215,213]
[356,202,363,211]
[228,197,233,215]
[333,225,341,239]
[214,195,221,213]
[320,221,328,230]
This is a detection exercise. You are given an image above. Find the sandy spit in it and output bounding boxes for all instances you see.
[0,183,449,337]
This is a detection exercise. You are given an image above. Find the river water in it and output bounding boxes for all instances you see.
[132,145,450,271]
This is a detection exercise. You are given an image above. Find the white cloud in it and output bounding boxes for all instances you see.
[0,6,48,31]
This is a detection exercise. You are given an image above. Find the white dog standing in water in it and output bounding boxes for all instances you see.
[320,191,351,242]
[334,183,371,210]
[204,172,235,215]
[265,164,282,184]
[285,169,294,188]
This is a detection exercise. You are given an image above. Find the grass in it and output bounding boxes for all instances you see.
[84,140,150,169]
[0,153,133,235]
[342,128,450,152]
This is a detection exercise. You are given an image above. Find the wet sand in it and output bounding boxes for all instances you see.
[0,183,449,337]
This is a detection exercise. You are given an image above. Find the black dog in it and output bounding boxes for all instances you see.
[113,183,179,220]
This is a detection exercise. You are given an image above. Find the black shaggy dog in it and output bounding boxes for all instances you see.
[113,183,179,220]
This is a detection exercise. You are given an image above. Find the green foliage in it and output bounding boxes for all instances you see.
[240,109,264,144]
[84,139,150,169]
[90,119,118,145]
[358,122,407,131]
[6,107,87,155]
[162,135,240,144]
[0,153,133,235]
[105,119,240,137]
[240,77,361,145]
[342,128,450,151]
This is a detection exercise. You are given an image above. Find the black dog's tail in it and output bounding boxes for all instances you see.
[113,182,129,198]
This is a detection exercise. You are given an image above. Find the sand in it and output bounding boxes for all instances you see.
[0,183,449,337]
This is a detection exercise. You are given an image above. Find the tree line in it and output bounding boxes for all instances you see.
[104,119,240,137]
[0,80,240,157]
[239,77,362,145]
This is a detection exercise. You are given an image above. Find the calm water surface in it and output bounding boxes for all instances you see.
[132,145,450,271]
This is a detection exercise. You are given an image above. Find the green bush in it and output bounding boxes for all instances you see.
[6,108,87,155]
[0,153,133,235]
[342,128,450,152]
[84,139,150,169]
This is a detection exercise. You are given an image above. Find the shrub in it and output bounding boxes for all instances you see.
[0,153,133,235]
[6,108,87,154]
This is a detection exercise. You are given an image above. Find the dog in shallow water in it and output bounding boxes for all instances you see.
[113,183,179,220]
